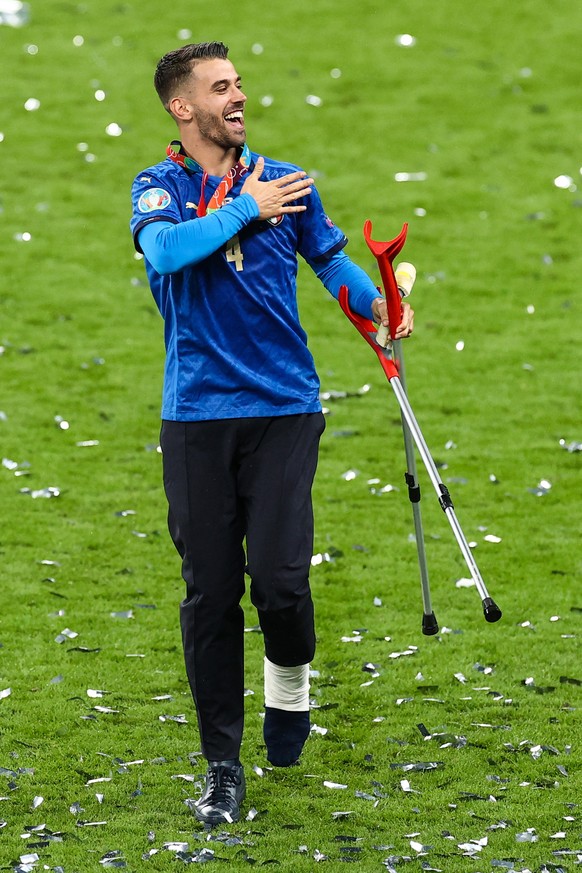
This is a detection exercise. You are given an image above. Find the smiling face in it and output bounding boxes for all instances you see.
[171,58,247,152]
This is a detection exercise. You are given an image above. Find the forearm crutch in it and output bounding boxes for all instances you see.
[338,222,502,632]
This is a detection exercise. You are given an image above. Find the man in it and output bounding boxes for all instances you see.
[130,41,413,826]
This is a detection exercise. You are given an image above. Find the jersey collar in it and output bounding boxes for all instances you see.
[166,140,252,176]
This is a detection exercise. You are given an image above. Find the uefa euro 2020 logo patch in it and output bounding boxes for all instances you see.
[138,188,172,213]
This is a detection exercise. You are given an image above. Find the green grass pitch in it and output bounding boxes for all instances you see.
[0,0,581,870]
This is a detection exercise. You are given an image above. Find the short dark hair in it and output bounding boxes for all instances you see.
[154,42,229,110]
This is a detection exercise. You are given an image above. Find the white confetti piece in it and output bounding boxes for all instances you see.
[554,174,575,190]
[395,172,427,182]
[400,779,420,793]
[395,33,416,46]
[311,552,332,566]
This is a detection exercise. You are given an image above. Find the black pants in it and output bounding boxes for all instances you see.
[160,412,325,761]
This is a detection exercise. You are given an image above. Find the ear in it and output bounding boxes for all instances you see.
[168,95,193,121]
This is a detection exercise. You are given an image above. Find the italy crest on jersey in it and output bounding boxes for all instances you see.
[138,188,172,213]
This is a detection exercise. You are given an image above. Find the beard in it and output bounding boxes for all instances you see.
[193,105,245,151]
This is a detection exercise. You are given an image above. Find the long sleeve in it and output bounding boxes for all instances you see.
[307,250,380,320]
[137,193,260,274]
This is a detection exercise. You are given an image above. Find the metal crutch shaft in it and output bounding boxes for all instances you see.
[392,339,438,635]
[388,371,502,623]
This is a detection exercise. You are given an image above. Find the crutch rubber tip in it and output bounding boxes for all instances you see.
[422,612,439,636]
[482,597,502,623]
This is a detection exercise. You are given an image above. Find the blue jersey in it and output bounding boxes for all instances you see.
[130,151,348,421]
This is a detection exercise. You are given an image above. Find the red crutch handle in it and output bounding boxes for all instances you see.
[337,285,399,382]
[363,221,408,342]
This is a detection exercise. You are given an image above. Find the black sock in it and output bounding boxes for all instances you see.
[263,707,310,767]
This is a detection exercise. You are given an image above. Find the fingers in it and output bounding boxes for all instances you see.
[250,159,307,188]
[281,177,314,195]
[276,169,312,187]
[279,180,313,207]
[243,163,314,219]
[251,155,265,178]
[371,299,414,338]
[371,297,389,326]
[280,174,313,211]
[395,303,414,338]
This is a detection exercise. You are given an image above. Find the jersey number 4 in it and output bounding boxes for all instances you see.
[225,234,244,271]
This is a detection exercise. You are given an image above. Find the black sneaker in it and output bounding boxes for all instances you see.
[194,759,246,825]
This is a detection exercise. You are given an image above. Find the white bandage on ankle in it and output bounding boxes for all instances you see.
[264,657,310,711]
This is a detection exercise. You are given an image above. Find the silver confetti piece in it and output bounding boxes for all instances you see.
[516,829,538,842]
[559,438,582,452]
[55,628,78,643]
